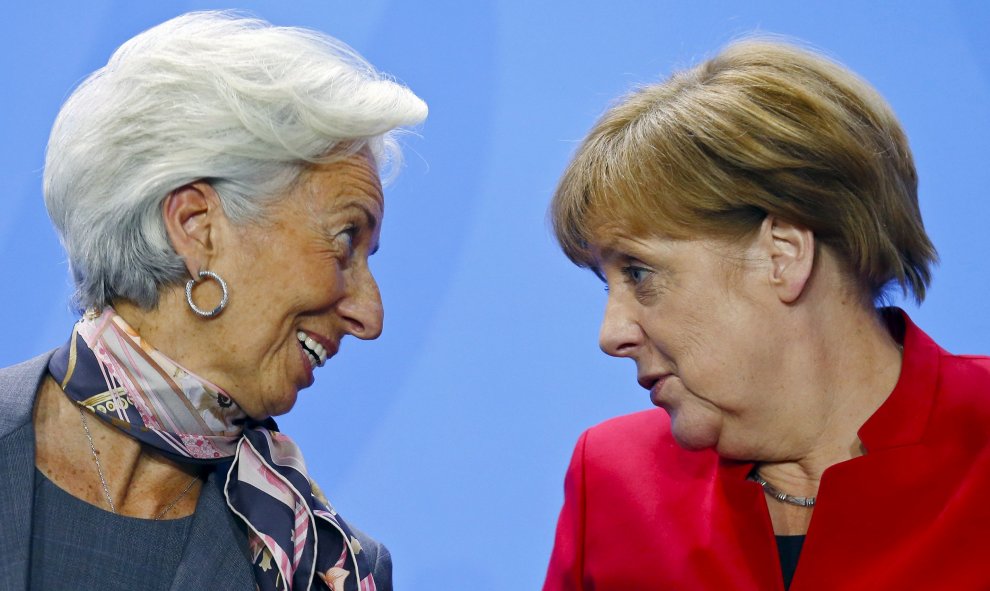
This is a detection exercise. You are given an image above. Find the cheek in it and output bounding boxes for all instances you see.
[656,308,723,373]
[670,330,748,418]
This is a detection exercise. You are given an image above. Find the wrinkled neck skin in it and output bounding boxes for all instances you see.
[739,263,903,534]
[33,287,207,520]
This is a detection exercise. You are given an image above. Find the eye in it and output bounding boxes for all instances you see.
[336,226,359,259]
[621,265,650,285]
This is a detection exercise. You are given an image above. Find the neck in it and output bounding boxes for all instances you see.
[748,300,902,537]
[34,376,204,519]
[114,290,198,364]
[756,302,903,493]
[113,289,245,410]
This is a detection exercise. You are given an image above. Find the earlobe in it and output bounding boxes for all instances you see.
[764,216,815,304]
[162,182,220,277]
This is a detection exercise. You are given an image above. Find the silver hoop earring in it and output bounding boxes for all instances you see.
[185,270,229,318]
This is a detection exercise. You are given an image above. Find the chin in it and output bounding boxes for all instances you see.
[238,388,299,421]
[671,431,719,452]
[669,412,721,452]
[268,391,300,418]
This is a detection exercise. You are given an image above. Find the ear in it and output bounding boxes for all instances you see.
[760,215,815,304]
[162,182,223,278]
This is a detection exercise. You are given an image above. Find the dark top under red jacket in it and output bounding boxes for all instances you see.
[543,311,990,590]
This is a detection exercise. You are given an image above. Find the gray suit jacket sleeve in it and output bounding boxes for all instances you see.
[349,525,393,591]
[0,353,57,591]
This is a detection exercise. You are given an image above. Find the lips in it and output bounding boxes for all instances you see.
[637,373,669,391]
[638,373,672,407]
[296,330,338,370]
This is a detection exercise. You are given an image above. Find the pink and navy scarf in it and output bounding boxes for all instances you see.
[48,308,377,591]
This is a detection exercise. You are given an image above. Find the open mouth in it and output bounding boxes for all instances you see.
[297,331,328,368]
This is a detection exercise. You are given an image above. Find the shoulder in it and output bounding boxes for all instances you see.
[344,522,393,591]
[580,409,670,460]
[938,351,990,388]
[585,408,668,439]
[892,312,990,443]
[575,409,718,486]
[930,351,990,434]
[0,352,53,436]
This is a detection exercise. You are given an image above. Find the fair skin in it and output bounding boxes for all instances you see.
[34,149,385,519]
[594,216,904,535]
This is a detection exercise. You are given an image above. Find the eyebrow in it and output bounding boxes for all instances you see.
[342,201,379,232]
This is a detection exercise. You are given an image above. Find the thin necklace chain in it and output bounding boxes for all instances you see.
[750,469,816,508]
[78,407,198,520]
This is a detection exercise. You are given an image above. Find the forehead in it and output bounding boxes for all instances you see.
[589,228,744,271]
[587,225,670,260]
[294,150,384,217]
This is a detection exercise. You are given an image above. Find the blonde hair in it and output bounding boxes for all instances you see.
[552,39,936,302]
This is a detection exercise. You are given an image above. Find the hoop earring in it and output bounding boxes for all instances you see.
[185,270,229,318]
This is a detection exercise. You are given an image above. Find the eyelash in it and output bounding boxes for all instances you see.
[338,226,358,255]
[602,265,651,292]
[621,265,650,285]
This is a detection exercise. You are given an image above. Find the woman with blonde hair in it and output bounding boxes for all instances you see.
[544,39,990,590]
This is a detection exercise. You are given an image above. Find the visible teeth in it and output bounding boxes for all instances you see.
[297,331,328,368]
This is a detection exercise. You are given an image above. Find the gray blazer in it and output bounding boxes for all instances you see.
[0,352,393,590]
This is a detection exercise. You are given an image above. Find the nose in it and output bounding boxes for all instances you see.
[339,265,384,340]
[598,293,641,358]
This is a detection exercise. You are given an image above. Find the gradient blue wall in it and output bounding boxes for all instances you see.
[2,2,988,588]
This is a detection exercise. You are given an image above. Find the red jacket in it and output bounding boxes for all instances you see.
[544,313,990,590]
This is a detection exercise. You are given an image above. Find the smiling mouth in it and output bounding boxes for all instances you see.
[297,331,328,368]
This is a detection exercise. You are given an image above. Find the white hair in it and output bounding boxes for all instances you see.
[43,10,428,310]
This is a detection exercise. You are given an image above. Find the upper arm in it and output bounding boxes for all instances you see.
[349,525,392,591]
[371,541,393,591]
[543,430,590,591]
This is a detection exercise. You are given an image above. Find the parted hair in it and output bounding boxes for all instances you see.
[552,38,936,303]
[44,10,427,310]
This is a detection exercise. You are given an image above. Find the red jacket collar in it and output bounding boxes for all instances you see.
[857,308,940,451]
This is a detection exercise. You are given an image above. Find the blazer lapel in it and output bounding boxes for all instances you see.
[0,422,38,590]
[169,468,255,591]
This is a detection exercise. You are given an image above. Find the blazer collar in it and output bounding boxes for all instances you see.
[857,308,940,451]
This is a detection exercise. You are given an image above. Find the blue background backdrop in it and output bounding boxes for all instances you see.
[2,1,988,588]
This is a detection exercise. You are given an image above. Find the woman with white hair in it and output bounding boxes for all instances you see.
[0,11,425,591]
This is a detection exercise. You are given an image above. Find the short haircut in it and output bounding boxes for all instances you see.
[551,38,936,303]
[44,10,427,310]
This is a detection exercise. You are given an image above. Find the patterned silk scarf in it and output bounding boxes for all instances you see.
[47,308,377,591]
